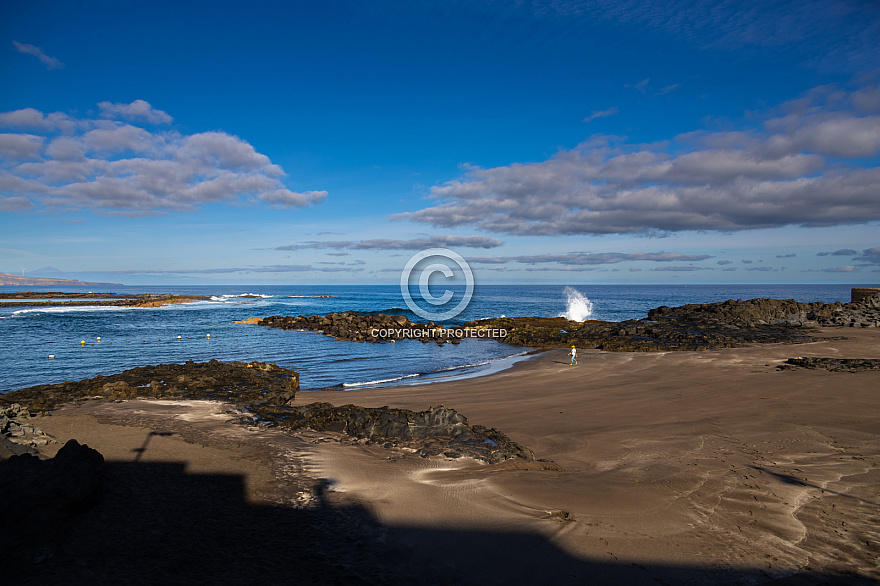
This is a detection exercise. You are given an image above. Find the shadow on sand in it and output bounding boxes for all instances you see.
[6,453,878,585]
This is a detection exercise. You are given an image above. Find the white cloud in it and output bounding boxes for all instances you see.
[0,134,45,160]
[852,85,880,113]
[177,131,275,171]
[259,189,328,208]
[396,81,880,236]
[0,108,77,133]
[79,264,366,275]
[0,196,33,211]
[98,100,173,124]
[854,247,880,265]
[0,108,52,130]
[82,124,164,155]
[45,137,86,161]
[12,41,63,69]
[626,78,650,94]
[760,112,880,158]
[524,266,599,272]
[583,107,618,123]
[0,103,326,213]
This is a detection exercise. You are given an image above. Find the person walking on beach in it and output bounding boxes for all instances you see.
[569,345,577,365]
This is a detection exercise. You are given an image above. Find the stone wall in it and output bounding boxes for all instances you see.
[852,288,880,304]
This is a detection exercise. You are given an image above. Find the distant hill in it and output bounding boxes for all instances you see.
[0,273,123,287]
[29,266,67,277]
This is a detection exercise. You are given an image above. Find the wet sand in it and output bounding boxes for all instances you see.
[27,327,880,584]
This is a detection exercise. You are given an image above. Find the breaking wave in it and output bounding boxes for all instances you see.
[210,293,275,301]
[559,287,593,321]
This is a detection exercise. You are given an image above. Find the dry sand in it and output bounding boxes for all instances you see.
[26,328,880,584]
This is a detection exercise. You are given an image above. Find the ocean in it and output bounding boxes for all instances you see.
[0,284,862,393]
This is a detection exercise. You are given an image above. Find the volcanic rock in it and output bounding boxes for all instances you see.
[255,402,536,463]
[1,360,300,413]
[258,311,447,344]
[254,294,880,352]
[2,361,538,464]
[465,295,880,351]
[0,403,58,457]
[778,357,880,372]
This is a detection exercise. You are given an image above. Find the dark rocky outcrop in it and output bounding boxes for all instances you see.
[778,357,880,372]
[255,295,880,352]
[0,360,300,413]
[852,287,880,304]
[465,295,880,351]
[255,402,536,464]
[1,403,58,458]
[0,292,211,308]
[0,439,104,567]
[646,295,880,329]
[1,361,537,464]
[465,313,809,352]
[259,311,457,345]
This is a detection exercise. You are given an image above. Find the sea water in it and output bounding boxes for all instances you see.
[0,284,860,392]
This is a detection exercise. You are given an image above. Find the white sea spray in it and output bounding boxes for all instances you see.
[559,286,594,321]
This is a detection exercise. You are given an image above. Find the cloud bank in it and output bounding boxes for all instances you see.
[276,235,504,251]
[69,264,365,276]
[0,101,326,213]
[470,251,710,266]
[395,82,880,236]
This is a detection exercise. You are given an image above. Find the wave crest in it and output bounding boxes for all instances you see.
[559,287,593,321]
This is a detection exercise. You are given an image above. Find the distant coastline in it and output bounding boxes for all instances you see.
[0,273,123,287]
[0,291,211,308]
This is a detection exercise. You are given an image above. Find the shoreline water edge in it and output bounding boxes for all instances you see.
[1,283,873,392]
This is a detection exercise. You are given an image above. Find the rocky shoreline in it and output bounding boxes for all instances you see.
[1,403,58,457]
[258,311,461,344]
[0,360,537,465]
[0,292,212,308]
[259,402,539,464]
[255,294,880,352]
[6,294,877,461]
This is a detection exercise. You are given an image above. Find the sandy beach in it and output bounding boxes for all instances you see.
[17,327,880,584]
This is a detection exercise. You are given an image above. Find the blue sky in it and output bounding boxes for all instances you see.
[1,0,879,285]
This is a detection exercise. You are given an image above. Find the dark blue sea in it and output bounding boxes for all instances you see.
[0,284,861,393]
